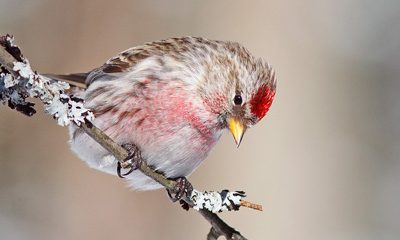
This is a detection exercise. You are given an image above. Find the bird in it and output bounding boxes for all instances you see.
[46,37,276,199]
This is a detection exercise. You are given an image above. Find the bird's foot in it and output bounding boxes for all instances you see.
[167,177,193,202]
[117,143,142,178]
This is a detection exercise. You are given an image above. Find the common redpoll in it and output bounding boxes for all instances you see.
[48,37,276,193]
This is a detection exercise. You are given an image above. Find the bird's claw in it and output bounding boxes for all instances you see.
[167,177,193,202]
[117,143,142,178]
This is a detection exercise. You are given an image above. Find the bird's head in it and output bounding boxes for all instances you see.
[199,42,276,147]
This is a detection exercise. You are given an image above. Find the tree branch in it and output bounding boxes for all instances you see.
[81,121,177,189]
[0,34,259,239]
[201,209,247,240]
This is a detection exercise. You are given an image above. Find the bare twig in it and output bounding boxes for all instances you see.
[207,227,222,240]
[240,200,263,211]
[201,209,247,240]
[0,35,260,239]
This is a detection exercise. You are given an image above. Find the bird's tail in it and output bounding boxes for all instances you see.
[42,73,88,89]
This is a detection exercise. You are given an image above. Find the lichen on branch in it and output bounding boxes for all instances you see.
[0,35,94,125]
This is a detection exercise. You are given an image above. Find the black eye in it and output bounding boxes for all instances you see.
[233,94,243,105]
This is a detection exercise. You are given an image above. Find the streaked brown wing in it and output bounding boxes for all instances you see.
[45,37,210,87]
[85,47,154,86]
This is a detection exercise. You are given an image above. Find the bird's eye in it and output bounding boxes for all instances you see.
[233,94,243,105]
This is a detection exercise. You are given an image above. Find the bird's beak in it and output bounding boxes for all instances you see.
[228,118,246,147]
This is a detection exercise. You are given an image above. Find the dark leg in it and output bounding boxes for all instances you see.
[167,177,193,202]
[117,143,143,178]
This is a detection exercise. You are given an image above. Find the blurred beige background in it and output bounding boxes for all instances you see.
[1,0,399,239]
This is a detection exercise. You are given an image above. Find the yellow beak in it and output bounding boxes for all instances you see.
[228,118,246,147]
